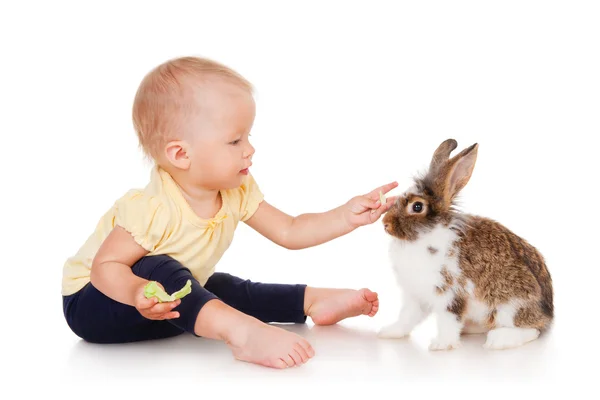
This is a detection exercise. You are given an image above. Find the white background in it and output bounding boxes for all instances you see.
[1,0,598,397]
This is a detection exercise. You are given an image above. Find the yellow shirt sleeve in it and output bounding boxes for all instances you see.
[236,174,264,222]
[113,190,171,252]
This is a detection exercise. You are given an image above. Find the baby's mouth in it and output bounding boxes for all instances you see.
[240,162,252,174]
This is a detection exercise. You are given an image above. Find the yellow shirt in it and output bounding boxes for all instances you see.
[61,167,264,296]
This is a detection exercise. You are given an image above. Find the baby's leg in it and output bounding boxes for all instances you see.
[64,256,314,368]
[63,282,185,344]
[303,287,380,325]
[137,257,315,368]
[204,273,379,326]
[62,254,220,343]
[203,273,307,323]
[200,273,315,368]
[193,300,315,368]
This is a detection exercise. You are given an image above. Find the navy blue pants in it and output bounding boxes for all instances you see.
[63,255,307,344]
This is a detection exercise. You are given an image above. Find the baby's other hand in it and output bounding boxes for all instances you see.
[344,181,398,228]
[134,281,181,320]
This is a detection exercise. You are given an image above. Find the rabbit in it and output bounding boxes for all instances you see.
[378,139,553,350]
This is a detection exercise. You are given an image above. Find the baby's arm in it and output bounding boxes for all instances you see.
[91,226,180,320]
[245,181,397,250]
[90,226,150,306]
[245,201,352,250]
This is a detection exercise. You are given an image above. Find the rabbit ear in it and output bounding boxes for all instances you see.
[429,139,458,173]
[419,140,477,211]
[443,143,479,201]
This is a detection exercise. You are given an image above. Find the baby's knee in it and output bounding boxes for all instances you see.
[132,254,191,281]
[140,254,177,265]
[206,272,244,288]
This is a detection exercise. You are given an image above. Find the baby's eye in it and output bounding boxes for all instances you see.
[229,139,241,145]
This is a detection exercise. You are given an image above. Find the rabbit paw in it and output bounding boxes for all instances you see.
[377,324,412,339]
[483,328,540,350]
[429,337,461,351]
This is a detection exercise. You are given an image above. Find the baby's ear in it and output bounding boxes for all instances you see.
[165,141,191,170]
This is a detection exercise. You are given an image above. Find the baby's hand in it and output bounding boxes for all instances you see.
[134,281,181,320]
[343,181,398,228]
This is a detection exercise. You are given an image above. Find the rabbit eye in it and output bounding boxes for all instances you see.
[412,202,424,213]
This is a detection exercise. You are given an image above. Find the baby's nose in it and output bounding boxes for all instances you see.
[245,143,256,158]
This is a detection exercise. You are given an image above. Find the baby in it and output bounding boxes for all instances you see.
[61,56,397,369]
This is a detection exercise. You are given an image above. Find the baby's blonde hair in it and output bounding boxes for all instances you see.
[132,56,253,161]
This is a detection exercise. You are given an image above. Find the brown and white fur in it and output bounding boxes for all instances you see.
[378,139,553,350]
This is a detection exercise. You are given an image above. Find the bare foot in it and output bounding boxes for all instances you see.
[226,321,315,369]
[305,288,379,326]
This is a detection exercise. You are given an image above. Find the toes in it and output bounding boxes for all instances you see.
[294,343,309,363]
[360,289,379,316]
[281,355,295,368]
[299,339,315,358]
[289,349,304,366]
[272,359,288,369]
[368,299,380,316]
[361,288,379,302]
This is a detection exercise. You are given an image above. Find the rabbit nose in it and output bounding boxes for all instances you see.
[384,223,390,231]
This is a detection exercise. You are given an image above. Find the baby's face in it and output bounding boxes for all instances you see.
[185,80,256,190]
